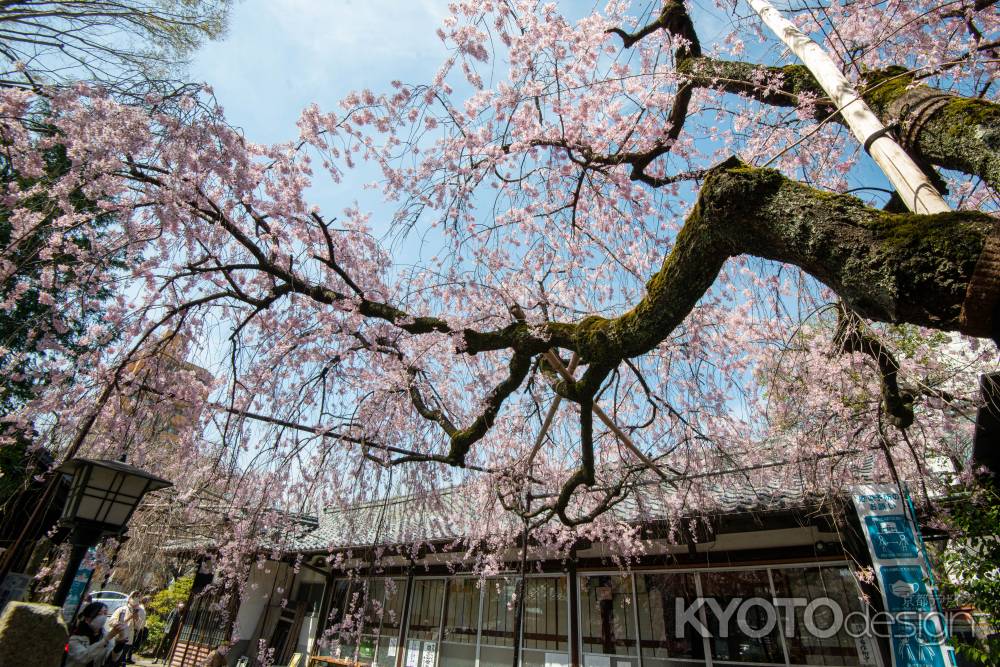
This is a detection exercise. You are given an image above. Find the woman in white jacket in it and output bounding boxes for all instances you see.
[66,602,126,667]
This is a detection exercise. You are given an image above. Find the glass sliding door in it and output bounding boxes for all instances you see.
[374,578,407,667]
[635,572,706,667]
[405,579,446,667]
[579,574,639,667]
[478,577,518,667]
[771,566,865,666]
[328,578,362,659]
[522,576,570,667]
[358,579,385,664]
[441,578,480,667]
[338,578,407,666]
[699,569,786,665]
[329,563,869,667]
[436,574,571,667]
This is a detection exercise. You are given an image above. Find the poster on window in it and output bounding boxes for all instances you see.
[405,640,421,667]
[421,641,437,667]
[851,484,955,667]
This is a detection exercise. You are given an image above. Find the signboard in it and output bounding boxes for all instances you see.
[851,485,954,667]
[864,516,919,559]
[856,633,880,667]
[421,641,437,667]
[60,549,96,623]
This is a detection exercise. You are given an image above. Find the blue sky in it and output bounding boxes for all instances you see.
[190,0,448,143]
[184,0,749,216]
[185,1,456,484]
[189,0,451,222]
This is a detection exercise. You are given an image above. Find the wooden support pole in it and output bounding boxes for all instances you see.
[747,0,950,214]
[525,353,579,467]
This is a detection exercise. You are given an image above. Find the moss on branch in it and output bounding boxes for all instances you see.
[383,162,995,521]
[678,57,1000,190]
[677,57,821,106]
[860,67,1000,192]
[554,160,997,366]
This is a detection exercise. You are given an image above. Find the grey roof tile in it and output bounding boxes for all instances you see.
[287,456,873,553]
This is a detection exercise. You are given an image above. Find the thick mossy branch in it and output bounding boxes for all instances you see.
[240,161,994,478]
[555,159,997,365]
[862,67,1000,192]
[678,58,1000,191]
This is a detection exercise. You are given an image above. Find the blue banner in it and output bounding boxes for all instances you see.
[60,548,96,623]
[851,485,955,667]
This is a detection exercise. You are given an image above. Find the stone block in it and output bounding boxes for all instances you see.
[0,601,68,667]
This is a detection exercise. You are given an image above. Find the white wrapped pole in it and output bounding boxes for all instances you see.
[747,0,950,214]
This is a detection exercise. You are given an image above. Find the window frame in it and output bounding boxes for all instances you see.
[577,561,869,667]
[429,572,573,667]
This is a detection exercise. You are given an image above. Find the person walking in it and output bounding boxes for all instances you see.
[127,595,150,663]
[105,591,144,666]
[66,601,126,667]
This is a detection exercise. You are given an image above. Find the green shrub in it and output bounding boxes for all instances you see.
[942,482,1000,665]
[142,575,193,652]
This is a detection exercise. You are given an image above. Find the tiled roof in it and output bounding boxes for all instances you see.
[291,489,476,552]
[287,454,877,553]
[163,509,318,554]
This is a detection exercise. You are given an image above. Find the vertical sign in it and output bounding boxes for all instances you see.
[61,548,96,623]
[851,485,953,667]
[420,641,437,667]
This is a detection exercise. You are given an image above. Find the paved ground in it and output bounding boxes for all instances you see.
[131,656,163,667]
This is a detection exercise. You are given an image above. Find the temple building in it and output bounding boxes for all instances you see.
[166,460,940,667]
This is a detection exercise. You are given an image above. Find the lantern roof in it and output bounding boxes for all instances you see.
[56,458,172,491]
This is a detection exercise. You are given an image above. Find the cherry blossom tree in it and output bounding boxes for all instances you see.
[1,0,999,605]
